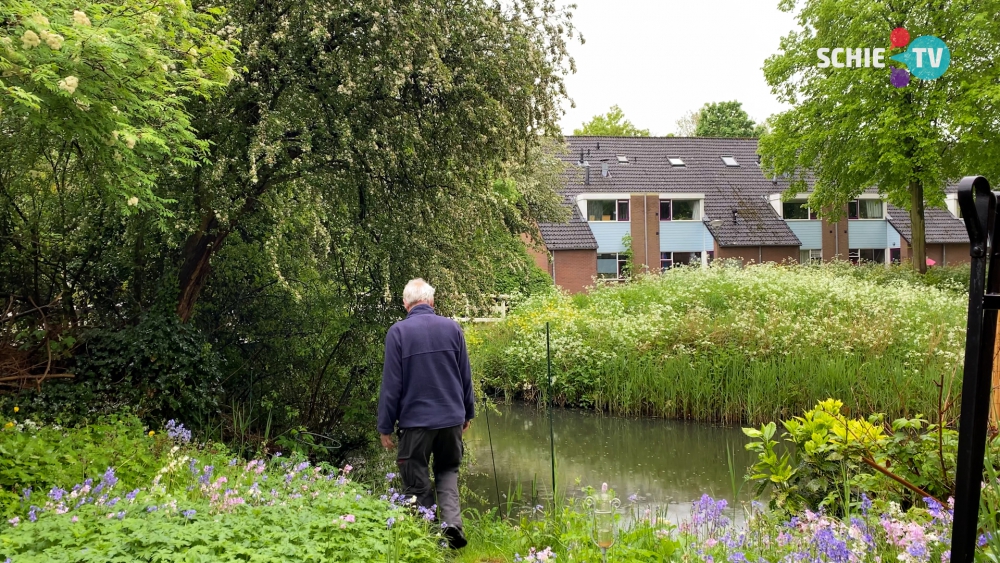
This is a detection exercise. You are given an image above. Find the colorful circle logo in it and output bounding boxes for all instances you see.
[888,28,950,88]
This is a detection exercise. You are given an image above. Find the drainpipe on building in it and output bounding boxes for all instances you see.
[550,251,556,283]
[943,244,947,266]
[759,246,762,264]
[643,196,648,270]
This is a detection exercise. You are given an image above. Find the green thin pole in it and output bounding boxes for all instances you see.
[546,322,556,502]
[483,397,502,519]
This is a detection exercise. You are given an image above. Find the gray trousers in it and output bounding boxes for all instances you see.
[396,425,464,529]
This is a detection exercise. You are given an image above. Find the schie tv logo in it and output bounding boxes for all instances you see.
[816,27,950,88]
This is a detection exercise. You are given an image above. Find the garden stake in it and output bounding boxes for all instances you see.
[547,322,556,503]
[952,176,999,563]
[483,397,502,519]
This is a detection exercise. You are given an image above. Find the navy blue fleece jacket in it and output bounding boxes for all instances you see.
[377,304,475,435]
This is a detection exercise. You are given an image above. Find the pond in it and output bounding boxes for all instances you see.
[463,402,759,522]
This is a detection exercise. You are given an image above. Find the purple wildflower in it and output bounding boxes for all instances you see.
[182,509,196,519]
[48,487,66,502]
[165,420,192,443]
[386,516,396,529]
[386,472,397,481]
[22,488,30,501]
[147,506,158,512]
[27,506,37,522]
[125,489,139,502]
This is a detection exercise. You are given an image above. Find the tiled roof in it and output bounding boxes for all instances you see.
[886,204,969,244]
[704,182,801,247]
[537,206,598,250]
[552,136,799,247]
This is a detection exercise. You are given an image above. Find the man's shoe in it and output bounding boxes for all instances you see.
[444,526,468,549]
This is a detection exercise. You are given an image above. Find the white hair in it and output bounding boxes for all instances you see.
[402,278,435,306]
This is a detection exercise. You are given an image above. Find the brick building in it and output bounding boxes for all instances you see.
[529,136,971,293]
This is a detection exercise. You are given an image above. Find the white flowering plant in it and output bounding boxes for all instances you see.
[0,0,236,217]
[470,263,966,424]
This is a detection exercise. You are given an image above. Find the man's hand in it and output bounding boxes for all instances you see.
[380,433,396,450]
[462,420,471,434]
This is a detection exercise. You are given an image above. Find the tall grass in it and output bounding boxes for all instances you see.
[468,262,966,425]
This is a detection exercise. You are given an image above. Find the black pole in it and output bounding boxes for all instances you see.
[547,322,556,501]
[482,397,502,519]
[952,176,998,563]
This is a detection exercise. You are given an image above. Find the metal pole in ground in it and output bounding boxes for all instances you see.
[482,397,502,519]
[547,322,556,503]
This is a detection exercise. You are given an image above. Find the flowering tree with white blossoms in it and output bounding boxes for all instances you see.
[0,0,236,217]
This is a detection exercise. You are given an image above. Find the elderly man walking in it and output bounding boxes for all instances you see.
[377,278,475,549]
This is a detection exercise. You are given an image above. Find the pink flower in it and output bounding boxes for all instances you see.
[71,516,78,523]
[340,514,356,523]
[343,464,353,474]
[601,483,608,493]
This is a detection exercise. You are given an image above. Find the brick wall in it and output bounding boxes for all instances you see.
[521,233,552,276]
[552,249,596,293]
[942,243,971,265]
[629,194,660,273]
[715,245,799,265]
[821,206,849,261]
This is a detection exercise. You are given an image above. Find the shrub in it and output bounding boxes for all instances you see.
[470,263,965,423]
[0,415,445,562]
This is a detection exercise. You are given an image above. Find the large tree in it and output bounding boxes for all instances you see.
[573,104,650,136]
[759,0,1000,273]
[694,100,764,137]
[1,0,575,448]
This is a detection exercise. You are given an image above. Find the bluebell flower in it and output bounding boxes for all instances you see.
[182,509,196,519]
[48,487,66,501]
[125,489,139,502]
[147,506,158,512]
[102,467,118,489]
[979,533,992,547]
[115,511,126,520]
[27,506,37,523]
[386,472,397,481]
[386,516,395,529]
[727,552,747,563]
[21,488,30,501]
[861,493,872,516]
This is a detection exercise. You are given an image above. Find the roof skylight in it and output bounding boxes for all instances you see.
[668,157,685,167]
[616,155,629,164]
[721,156,739,167]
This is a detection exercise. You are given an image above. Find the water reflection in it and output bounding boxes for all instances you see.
[464,402,757,522]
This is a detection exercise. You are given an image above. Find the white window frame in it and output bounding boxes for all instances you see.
[659,199,702,221]
[783,200,817,221]
[597,252,629,280]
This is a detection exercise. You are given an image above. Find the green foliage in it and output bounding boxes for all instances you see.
[758,0,1000,269]
[0,0,236,217]
[693,100,764,137]
[573,104,651,136]
[0,415,444,562]
[744,399,958,513]
[71,311,223,422]
[0,0,579,459]
[471,263,965,424]
[0,413,231,519]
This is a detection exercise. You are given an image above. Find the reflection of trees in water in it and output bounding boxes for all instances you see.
[465,404,756,507]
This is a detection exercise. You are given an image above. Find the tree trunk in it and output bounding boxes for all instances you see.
[909,180,927,274]
[176,213,228,322]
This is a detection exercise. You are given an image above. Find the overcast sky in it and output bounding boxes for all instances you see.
[557,0,801,136]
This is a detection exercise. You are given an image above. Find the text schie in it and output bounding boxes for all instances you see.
[816,48,887,68]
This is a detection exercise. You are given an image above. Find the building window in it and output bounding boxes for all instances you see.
[783,201,817,220]
[848,199,883,220]
[890,248,901,264]
[661,251,705,270]
[597,253,628,279]
[587,200,630,222]
[660,252,673,271]
[850,248,886,264]
[799,249,822,263]
[659,199,701,221]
